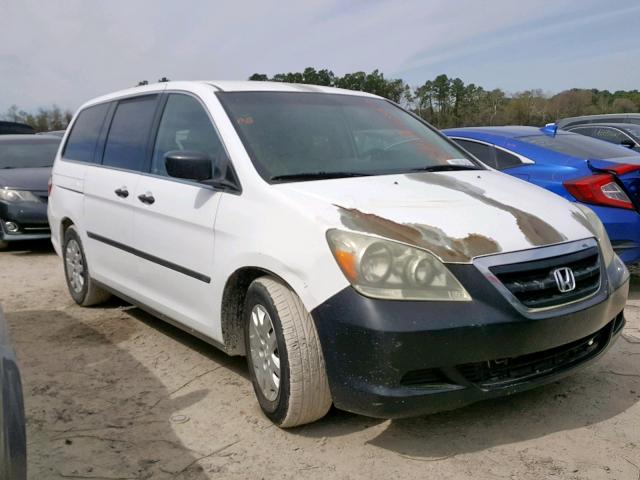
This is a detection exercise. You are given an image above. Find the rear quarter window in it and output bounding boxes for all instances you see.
[495,149,524,169]
[453,139,497,168]
[63,103,111,163]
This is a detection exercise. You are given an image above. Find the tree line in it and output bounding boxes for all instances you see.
[3,68,639,131]
[250,68,640,128]
[1,105,73,132]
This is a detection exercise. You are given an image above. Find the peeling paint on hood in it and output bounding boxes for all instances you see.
[336,205,502,263]
[274,171,595,263]
[404,172,568,247]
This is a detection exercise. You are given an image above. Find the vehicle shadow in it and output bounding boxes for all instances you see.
[125,307,250,380]
[1,239,54,256]
[7,309,216,479]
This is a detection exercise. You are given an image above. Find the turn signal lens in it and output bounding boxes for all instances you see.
[334,250,358,281]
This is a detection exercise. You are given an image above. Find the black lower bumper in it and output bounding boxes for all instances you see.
[311,264,629,419]
[0,201,50,241]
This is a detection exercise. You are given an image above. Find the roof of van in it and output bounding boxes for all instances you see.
[81,80,380,109]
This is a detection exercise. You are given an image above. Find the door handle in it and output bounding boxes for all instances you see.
[137,192,155,205]
[114,187,129,198]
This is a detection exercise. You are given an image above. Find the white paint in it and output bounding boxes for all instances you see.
[48,81,597,350]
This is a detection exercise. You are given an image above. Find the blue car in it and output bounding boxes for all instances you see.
[443,126,640,267]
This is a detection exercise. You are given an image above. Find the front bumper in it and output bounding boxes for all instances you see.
[311,262,629,419]
[0,200,50,241]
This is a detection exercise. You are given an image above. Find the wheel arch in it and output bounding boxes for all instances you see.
[220,266,297,356]
[60,217,74,239]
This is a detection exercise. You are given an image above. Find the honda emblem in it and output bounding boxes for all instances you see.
[553,267,576,293]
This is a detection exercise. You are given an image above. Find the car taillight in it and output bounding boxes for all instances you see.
[47,176,53,196]
[564,174,634,210]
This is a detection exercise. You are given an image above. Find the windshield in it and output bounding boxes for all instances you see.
[518,133,640,159]
[217,92,479,182]
[0,138,60,168]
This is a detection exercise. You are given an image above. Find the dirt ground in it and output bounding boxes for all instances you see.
[1,240,639,480]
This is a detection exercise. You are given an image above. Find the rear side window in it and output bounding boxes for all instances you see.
[569,127,596,136]
[593,127,627,145]
[102,95,158,171]
[454,139,497,168]
[63,103,110,163]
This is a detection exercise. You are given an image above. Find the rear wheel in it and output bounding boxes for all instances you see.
[244,276,331,428]
[63,226,111,306]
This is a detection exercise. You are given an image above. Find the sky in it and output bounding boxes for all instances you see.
[1,0,639,113]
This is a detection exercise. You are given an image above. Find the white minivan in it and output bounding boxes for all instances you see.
[49,81,629,427]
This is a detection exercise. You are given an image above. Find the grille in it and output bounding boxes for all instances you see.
[458,318,616,389]
[490,246,600,309]
[400,368,449,387]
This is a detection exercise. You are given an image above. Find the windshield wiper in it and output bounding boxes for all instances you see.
[270,171,370,182]
[408,165,483,173]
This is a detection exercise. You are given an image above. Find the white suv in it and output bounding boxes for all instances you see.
[49,81,629,427]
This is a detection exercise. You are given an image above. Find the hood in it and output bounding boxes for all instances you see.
[0,167,51,192]
[275,171,596,263]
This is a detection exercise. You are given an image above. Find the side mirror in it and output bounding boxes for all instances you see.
[165,150,212,181]
[620,139,636,149]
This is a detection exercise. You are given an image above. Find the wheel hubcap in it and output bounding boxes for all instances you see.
[65,239,85,294]
[249,304,280,401]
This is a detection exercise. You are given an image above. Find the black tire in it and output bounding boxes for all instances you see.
[62,226,111,306]
[244,276,331,428]
[0,240,8,250]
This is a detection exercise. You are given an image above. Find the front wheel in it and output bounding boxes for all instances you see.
[63,226,111,306]
[0,239,8,250]
[244,276,332,428]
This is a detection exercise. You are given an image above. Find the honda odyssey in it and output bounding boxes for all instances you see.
[48,81,630,427]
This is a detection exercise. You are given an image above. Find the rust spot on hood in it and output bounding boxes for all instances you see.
[336,206,501,263]
[406,173,567,246]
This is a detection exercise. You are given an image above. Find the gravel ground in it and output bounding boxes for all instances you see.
[2,240,639,480]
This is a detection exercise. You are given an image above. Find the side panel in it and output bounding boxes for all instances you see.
[131,177,221,336]
[48,160,88,256]
[210,189,350,342]
[83,166,141,292]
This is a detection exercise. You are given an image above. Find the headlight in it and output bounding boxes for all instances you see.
[0,188,40,203]
[326,229,471,301]
[574,204,614,265]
